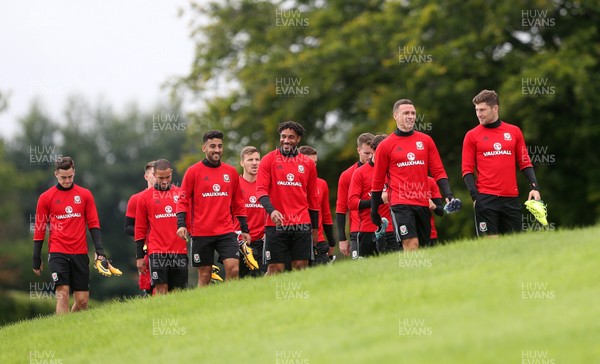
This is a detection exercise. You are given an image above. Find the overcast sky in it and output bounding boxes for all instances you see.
[0,0,197,138]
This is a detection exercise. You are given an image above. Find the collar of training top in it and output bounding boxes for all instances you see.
[482,119,502,128]
[202,159,221,168]
[278,146,299,157]
[56,183,74,191]
[394,128,415,137]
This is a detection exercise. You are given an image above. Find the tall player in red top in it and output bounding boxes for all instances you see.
[124,160,155,295]
[298,146,335,265]
[335,133,374,257]
[32,157,109,314]
[235,146,267,277]
[256,121,319,274]
[371,99,457,251]
[462,89,541,237]
[135,159,188,294]
[176,130,250,287]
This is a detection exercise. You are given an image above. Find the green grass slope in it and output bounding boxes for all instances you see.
[2,226,599,363]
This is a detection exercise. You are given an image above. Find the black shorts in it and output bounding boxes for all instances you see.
[239,239,267,278]
[190,233,239,267]
[148,253,188,290]
[48,253,89,292]
[390,205,431,247]
[349,232,359,259]
[310,241,330,266]
[264,225,313,264]
[474,194,522,236]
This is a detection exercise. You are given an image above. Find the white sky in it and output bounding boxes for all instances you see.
[0,0,197,138]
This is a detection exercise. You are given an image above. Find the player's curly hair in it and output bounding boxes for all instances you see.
[203,130,224,143]
[277,121,305,137]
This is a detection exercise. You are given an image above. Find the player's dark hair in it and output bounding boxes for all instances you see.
[55,156,74,171]
[203,130,224,143]
[153,159,172,171]
[298,146,317,156]
[145,161,156,172]
[393,99,414,114]
[277,121,305,137]
[473,89,499,107]
[357,133,374,147]
[371,134,387,151]
[240,146,260,161]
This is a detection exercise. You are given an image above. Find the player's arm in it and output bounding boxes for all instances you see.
[320,182,335,248]
[83,190,106,258]
[461,133,479,201]
[516,132,541,200]
[232,175,251,242]
[32,196,49,274]
[335,172,349,241]
[176,168,194,239]
[371,146,389,226]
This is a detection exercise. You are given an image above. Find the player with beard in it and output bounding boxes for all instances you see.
[256,121,319,274]
[176,130,250,286]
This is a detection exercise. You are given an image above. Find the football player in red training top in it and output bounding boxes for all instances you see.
[33,156,110,314]
[298,146,336,265]
[235,146,267,277]
[348,134,400,258]
[176,130,250,286]
[371,99,459,251]
[462,89,542,237]
[135,159,188,294]
[256,121,319,274]
[124,160,156,296]
[335,133,374,257]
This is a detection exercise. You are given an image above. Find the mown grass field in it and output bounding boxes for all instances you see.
[1,226,599,363]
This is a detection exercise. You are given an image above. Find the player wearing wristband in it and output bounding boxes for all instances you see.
[335,133,374,258]
[135,159,187,294]
[124,160,156,296]
[176,130,250,286]
[298,146,336,265]
[371,99,457,251]
[257,121,319,274]
[32,156,108,314]
[462,89,542,237]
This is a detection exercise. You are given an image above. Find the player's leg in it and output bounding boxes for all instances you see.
[312,241,329,266]
[168,254,189,292]
[474,194,500,238]
[414,206,432,248]
[265,226,289,275]
[499,197,522,235]
[290,224,312,270]
[358,231,377,257]
[48,253,71,314]
[70,254,90,311]
[391,205,419,251]
[249,239,267,277]
[149,253,169,295]
[383,232,401,253]
[191,236,216,287]
[54,285,70,314]
[215,233,240,280]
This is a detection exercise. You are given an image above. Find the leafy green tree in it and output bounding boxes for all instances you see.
[177,0,600,239]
